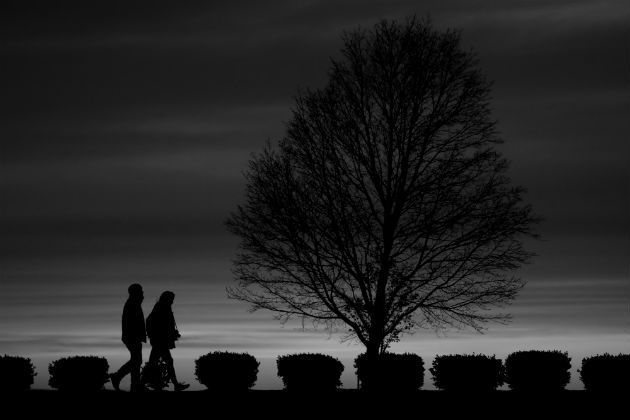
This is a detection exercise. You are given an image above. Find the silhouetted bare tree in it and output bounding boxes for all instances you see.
[226,17,538,366]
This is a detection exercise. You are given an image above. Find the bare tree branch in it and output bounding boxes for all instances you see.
[225,16,539,356]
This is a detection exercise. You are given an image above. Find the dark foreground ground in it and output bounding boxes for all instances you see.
[5,390,624,420]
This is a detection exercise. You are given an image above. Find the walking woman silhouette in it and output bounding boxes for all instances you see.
[145,291,189,391]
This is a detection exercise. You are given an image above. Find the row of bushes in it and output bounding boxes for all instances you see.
[2,352,628,391]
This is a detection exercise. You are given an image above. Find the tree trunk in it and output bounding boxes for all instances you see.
[362,339,383,391]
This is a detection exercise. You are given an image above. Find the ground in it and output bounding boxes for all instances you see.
[6,390,623,419]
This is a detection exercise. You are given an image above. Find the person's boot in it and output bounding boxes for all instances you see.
[173,382,190,392]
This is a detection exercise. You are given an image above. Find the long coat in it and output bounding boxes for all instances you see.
[146,303,178,349]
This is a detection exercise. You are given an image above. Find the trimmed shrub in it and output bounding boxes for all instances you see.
[579,353,630,391]
[141,358,171,391]
[277,353,344,391]
[430,354,504,391]
[48,356,110,391]
[505,350,571,391]
[0,355,37,391]
[195,351,259,391]
[354,352,424,391]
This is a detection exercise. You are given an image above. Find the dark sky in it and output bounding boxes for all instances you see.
[1,0,628,389]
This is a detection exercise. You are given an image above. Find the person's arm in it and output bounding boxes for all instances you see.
[121,301,134,342]
[138,307,147,342]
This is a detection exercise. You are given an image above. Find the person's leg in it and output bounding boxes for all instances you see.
[116,359,132,379]
[147,345,159,366]
[161,348,177,385]
[111,341,133,390]
[128,342,143,391]
[162,348,189,391]
[141,345,159,388]
[117,341,139,377]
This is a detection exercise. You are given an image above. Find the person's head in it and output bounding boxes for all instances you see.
[158,291,175,306]
[128,283,144,301]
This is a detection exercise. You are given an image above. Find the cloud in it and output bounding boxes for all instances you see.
[1,2,627,388]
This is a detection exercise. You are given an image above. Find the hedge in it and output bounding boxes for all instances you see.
[505,350,571,391]
[141,358,171,391]
[579,353,630,391]
[48,356,110,391]
[354,352,424,391]
[277,353,344,391]
[195,351,259,391]
[430,354,504,391]
[0,355,37,391]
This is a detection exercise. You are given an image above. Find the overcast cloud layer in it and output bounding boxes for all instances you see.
[1,0,628,389]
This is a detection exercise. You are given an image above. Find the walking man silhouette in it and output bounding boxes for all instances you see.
[145,291,189,391]
[110,283,147,392]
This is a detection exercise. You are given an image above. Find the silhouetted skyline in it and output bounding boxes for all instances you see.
[1,1,628,390]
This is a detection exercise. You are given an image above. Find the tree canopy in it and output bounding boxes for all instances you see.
[226,17,538,357]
